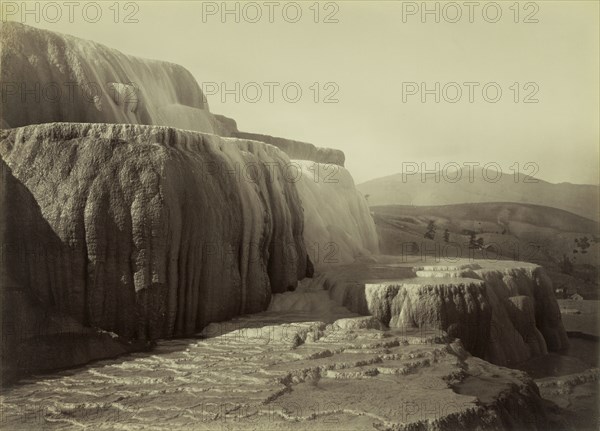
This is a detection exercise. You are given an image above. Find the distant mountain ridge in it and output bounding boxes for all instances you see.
[357,167,599,221]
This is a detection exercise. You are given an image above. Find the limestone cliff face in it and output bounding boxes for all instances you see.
[474,264,568,364]
[0,22,380,375]
[1,23,346,167]
[1,158,152,380]
[300,261,568,367]
[294,160,379,268]
[0,22,220,133]
[0,123,307,344]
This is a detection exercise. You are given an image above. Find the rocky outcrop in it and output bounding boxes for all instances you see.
[1,23,346,168]
[213,115,346,166]
[212,113,240,137]
[0,158,151,381]
[0,22,221,133]
[0,120,382,376]
[234,131,345,166]
[299,260,568,367]
[0,18,379,374]
[0,123,307,349]
[475,264,567,365]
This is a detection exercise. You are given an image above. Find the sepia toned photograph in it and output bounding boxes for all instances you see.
[0,1,598,429]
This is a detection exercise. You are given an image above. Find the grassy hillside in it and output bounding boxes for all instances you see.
[371,202,600,298]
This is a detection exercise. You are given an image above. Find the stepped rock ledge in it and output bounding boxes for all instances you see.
[0,24,571,430]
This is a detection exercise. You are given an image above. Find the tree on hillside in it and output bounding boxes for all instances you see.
[575,237,590,254]
[424,220,436,240]
[560,254,574,275]
[443,229,450,243]
[468,232,484,249]
[468,232,477,249]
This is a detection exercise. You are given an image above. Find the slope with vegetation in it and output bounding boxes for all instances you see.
[370,202,599,299]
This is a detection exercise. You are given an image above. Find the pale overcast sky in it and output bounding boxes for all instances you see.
[7,1,600,185]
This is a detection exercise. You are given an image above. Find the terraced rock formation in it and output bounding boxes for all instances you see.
[0,24,571,420]
[0,22,344,167]
[0,122,306,376]
[291,258,569,367]
[0,122,379,378]
[0,310,561,430]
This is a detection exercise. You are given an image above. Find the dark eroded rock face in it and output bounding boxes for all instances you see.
[0,123,307,355]
[476,266,568,365]
[1,158,150,381]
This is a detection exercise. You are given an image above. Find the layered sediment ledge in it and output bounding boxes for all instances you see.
[296,258,569,367]
[234,131,346,167]
[214,115,346,166]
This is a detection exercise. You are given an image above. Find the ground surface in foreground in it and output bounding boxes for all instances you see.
[2,259,597,430]
[0,312,553,430]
